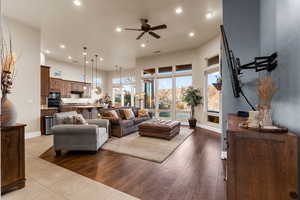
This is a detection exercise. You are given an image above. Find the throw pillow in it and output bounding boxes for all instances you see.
[138,109,149,118]
[124,109,135,120]
[62,116,75,124]
[73,114,88,125]
[108,110,120,120]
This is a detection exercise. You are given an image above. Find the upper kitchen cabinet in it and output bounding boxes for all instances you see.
[40,66,50,97]
[50,78,63,93]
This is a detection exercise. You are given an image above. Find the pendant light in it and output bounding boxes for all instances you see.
[83,46,87,90]
[91,58,94,88]
[95,54,102,95]
[95,54,98,88]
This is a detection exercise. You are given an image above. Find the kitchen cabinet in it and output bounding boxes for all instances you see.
[40,66,50,96]
[50,78,63,93]
[50,78,91,98]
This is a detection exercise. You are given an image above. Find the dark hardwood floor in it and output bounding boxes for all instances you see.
[40,127,226,200]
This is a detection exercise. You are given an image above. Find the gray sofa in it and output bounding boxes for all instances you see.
[100,107,152,138]
[52,111,109,155]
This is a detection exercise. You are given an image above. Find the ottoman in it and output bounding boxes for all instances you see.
[138,120,181,140]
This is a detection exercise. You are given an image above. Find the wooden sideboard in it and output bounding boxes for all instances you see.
[1,124,26,195]
[226,114,298,200]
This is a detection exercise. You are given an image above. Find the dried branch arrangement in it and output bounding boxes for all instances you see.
[1,37,16,97]
[257,76,278,108]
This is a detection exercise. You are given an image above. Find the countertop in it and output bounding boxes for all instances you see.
[41,106,58,111]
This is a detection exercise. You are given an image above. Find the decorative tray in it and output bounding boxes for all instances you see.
[239,122,288,133]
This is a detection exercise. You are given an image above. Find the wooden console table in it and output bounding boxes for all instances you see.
[1,124,26,195]
[226,114,298,200]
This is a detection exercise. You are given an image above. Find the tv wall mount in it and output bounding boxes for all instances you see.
[235,52,278,74]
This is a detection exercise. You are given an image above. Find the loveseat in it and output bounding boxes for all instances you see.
[100,107,152,137]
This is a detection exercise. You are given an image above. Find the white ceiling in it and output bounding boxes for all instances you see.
[2,0,222,71]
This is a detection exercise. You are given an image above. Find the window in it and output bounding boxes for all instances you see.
[143,68,155,76]
[205,70,221,124]
[158,66,172,75]
[123,85,135,107]
[207,71,220,113]
[144,80,155,109]
[207,55,220,67]
[158,78,172,110]
[175,76,192,121]
[176,64,192,73]
[158,78,172,120]
[112,78,121,85]
[112,88,122,107]
[142,65,192,121]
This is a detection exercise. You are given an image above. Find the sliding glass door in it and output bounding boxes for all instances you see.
[175,76,192,121]
[157,78,173,120]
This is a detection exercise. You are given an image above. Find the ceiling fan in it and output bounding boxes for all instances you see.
[125,19,167,40]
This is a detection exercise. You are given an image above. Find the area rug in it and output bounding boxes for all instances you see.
[102,127,193,163]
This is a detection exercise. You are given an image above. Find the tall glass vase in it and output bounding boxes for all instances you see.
[1,95,17,126]
[260,106,272,127]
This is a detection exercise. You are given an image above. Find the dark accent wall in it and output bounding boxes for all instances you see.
[222,0,261,148]
[260,0,300,136]
[260,0,300,194]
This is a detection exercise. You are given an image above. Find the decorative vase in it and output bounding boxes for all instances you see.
[1,95,17,126]
[259,106,272,127]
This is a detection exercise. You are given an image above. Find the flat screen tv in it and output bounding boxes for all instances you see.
[220,25,241,98]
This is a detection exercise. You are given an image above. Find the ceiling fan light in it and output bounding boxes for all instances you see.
[140,43,146,48]
[116,27,122,32]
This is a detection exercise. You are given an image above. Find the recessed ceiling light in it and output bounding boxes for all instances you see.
[175,7,183,15]
[83,52,87,56]
[73,0,81,6]
[140,43,146,48]
[206,12,214,19]
[189,32,195,37]
[116,26,122,32]
[86,61,89,64]
[68,56,72,60]
[45,50,51,54]
[60,44,66,49]
[100,57,104,61]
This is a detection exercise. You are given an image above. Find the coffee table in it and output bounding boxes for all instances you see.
[138,120,181,140]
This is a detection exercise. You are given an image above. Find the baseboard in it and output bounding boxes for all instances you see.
[197,123,222,134]
[25,131,41,139]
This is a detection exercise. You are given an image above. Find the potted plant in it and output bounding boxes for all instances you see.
[182,87,202,128]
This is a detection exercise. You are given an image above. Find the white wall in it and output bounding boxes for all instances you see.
[3,18,41,135]
[136,36,221,127]
[45,58,109,96]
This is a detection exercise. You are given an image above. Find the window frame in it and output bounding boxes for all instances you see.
[204,55,221,126]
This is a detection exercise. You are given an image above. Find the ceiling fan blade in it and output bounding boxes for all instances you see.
[124,28,142,31]
[150,24,167,31]
[149,31,161,39]
[137,32,146,40]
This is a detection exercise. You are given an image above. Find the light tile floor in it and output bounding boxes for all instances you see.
[2,135,139,200]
